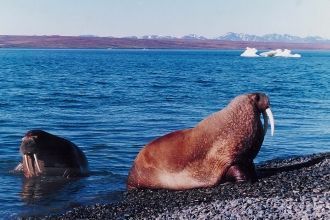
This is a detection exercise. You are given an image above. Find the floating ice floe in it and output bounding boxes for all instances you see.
[260,49,301,58]
[240,47,259,57]
[240,48,301,58]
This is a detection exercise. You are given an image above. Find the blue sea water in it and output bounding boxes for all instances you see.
[0,49,329,218]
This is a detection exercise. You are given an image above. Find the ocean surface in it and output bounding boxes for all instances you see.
[0,49,329,218]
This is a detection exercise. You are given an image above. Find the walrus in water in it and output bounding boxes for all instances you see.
[127,93,275,190]
[18,130,89,178]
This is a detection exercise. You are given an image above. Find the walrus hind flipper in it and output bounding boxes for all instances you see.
[224,163,257,183]
[62,168,89,178]
[10,163,24,174]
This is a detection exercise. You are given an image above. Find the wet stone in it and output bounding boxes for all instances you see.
[46,152,329,220]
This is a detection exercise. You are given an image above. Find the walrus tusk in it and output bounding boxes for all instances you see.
[34,154,41,173]
[265,108,275,136]
[24,154,31,175]
[262,111,268,136]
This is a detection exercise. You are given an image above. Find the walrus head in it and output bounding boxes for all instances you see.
[20,130,89,178]
[249,93,275,136]
[20,131,42,177]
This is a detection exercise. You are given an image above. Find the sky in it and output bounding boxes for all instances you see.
[1,0,330,38]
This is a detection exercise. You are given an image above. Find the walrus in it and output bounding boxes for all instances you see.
[127,93,275,190]
[18,130,89,178]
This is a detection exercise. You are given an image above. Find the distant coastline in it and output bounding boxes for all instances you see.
[1,35,330,50]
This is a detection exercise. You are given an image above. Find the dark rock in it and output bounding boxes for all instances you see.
[45,152,329,219]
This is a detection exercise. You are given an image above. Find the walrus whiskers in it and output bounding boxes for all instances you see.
[33,154,41,173]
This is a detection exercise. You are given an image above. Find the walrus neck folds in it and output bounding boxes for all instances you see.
[192,97,262,169]
[196,98,257,139]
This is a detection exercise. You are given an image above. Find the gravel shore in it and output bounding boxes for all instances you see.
[49,152,329,219]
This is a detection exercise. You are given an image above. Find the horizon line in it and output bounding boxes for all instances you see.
[1,32,329,40]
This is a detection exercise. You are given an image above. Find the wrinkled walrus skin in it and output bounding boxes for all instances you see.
[127,93,275,190]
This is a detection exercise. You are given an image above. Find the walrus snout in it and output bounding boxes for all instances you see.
[251,93,275,136]
[250,93,270,111]
[20,135,38,155]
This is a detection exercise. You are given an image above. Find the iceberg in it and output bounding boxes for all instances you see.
[240,47,260,57]
[259,50,277,57]
[260,49,301,58]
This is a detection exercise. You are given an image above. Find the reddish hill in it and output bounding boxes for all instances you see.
[1,35,330,50]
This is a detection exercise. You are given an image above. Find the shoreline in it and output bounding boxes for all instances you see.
[1,48,330,51]
[47,152,329,219]
[2,35,330,50]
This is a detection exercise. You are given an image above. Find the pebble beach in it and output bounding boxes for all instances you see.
[47,152,329,219]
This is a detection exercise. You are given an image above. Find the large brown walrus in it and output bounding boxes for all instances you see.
[18,130,89,178]
[127,93,275,190]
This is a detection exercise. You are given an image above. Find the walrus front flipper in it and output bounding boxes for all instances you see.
[224,163,257,183]
[10,163,24,174]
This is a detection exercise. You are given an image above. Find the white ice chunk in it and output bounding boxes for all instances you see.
[240,47,260,57]
[260,49,301,58]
